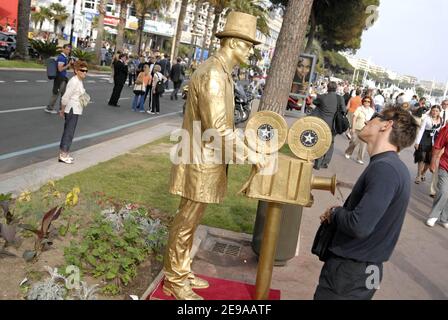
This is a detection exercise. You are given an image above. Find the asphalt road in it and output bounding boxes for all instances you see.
[0,70,184,174]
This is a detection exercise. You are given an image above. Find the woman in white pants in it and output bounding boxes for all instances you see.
[344,97,375,165]
[58,60,89,164]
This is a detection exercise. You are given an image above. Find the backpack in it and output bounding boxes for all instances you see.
[155,73,165,94]
[46,58,58,80]
[333,96,350,134]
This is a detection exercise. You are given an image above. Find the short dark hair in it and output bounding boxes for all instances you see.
[381,108,419,152]
[356,89,362,96]
[327,81,337,92]
[177,57,182,63]
[63,44,72,49]
[119,53,127,59]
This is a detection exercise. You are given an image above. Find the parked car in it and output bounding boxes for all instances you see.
[0,32,39,59]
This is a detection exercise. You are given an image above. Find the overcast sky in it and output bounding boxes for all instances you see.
[354,0,448,84]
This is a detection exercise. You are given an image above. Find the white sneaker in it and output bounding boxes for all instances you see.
[426,218,438,227]
[356,160,364,165]
[441,222,448,229]
[345,154,350,160]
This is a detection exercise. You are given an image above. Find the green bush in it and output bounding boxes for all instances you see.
[29,40,61,59]
[72,48,96,63]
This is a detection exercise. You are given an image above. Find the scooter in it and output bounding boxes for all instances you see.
[234,82,253,124]
[286,95,313,114]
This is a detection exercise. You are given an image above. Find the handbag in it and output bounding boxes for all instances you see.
[155,73,165,95]
[333,96,350,134]
[79,91,91,108]
[311,221,336,262]
[133,83,145,95]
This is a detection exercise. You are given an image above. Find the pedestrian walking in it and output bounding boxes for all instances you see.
[427,123,448,229]
[131,63,152,113]
[127,55,137,87]
[108,53,128,107]
[345,89,363,139]
[45,44,73,114]
[58,61,90,164]
[413,105,442,184]
[314,108,418,300]
[169,57,185,101]
[147,64,167,114]
[430,100,448,197]
[100,46,107,66]
[345,97,376,165]
[374,90,385,113]
[311,81,347,170]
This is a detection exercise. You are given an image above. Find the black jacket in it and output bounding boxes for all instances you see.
[169,63,185,83]
[156,58,171,76]
[114,60,128,84]
[312,92,347,134]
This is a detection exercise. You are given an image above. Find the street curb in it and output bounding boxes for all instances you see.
[0,119,182,196]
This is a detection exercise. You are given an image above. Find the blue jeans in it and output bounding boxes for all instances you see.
[132,93,145,111]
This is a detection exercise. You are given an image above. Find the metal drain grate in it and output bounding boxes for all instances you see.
[211,242,241,257]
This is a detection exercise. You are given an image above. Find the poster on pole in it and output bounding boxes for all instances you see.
[286,53,317,116]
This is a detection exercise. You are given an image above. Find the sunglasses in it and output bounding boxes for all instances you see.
[79,69,88,73]
[364,100,371,103]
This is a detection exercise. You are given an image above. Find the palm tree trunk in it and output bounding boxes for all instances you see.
[304,8,316,53]
[95,0,107,64]
[15,0,32,60]
[115,1,128,52]
[191,0,204,60]
[172,0,189,61]
[258,0,314,114]
[137,15,144,56]
[201,4,214,61]
[207,8,222,57]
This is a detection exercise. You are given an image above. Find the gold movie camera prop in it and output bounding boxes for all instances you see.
[241,111,337,300]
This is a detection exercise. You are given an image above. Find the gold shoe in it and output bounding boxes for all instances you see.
[188,274,209,289]
[162,283,204,300]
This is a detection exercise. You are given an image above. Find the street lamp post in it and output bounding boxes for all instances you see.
[69,0,77,47]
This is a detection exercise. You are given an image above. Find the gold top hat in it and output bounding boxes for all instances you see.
[215,11,261,45]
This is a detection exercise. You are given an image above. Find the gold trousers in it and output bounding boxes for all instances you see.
[163,197,207,288]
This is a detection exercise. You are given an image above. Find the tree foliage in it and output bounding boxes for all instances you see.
[271,0,380,52]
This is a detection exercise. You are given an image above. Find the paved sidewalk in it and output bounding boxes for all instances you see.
[2,113,447,300]
[189,131,448,300]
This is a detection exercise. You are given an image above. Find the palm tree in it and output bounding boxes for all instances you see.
[49,3,69,35]
[191,0,204,50]
[95,0,107,64]
[15,0,32,60]
[200,2,214,61]
[31,10,45,31]
[133,0,172,56]
[115,0,133,52]
[206,0,269,55]
[172,0,189,61]
[258,0,314,114]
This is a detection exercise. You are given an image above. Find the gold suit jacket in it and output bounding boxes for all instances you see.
[169,53,235,204]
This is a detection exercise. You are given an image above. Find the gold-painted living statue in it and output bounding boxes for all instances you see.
[163,11,265,300]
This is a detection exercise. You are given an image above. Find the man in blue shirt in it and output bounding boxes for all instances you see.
[314,108,418,300]
[45,44,73,114]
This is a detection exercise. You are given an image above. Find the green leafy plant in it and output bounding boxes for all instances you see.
[0,194,21,257]
[72,48,96,63]
[29,39,61,59]
[21,206,63,262]
[64,204,167,295]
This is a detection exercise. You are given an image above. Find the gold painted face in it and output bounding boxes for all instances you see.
[233,39,255,65]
